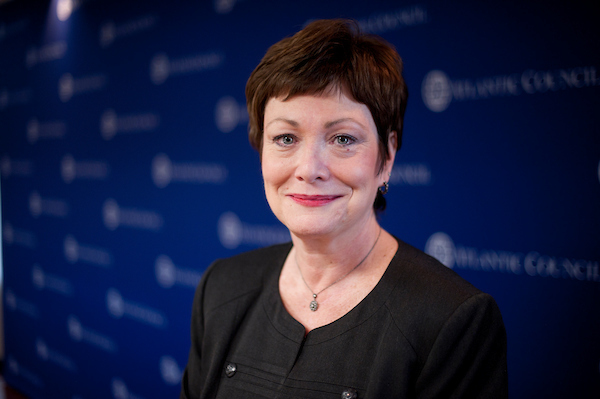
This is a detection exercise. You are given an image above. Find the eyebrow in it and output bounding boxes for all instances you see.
[265,117,364,129]
[265,118,299,128]
[324,118,363,129]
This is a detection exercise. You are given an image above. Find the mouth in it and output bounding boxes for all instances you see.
[287,194,342,207]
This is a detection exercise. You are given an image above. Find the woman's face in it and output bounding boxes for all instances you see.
[261,90,395,239]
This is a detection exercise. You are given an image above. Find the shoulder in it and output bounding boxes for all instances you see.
[391,238,481,302]
[206,242,292,286]
[198,242,292,311]
[384,238,503,355]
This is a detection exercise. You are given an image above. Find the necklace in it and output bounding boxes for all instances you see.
[295,228,382,312]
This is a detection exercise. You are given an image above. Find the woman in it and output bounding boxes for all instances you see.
[181,19,507,399]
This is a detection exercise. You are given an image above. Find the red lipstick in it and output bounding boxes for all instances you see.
[288,194,341,207]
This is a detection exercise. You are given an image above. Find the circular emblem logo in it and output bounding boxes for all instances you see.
[103,199,120,230]
[100,21,116,48]
[67,315,83,341]
[215,96,240,133]
[152,153,173,188]
[214,0,236,14]
[64,235,79,263]
[111,378,129,399]
[101,109,118,140]
[61,154,76,183]
[36,338,49,360]
[3,222,14,245]
[421,70,452,112]
[150,53,170,85]
[32,264,45,289]
[159,356,182,385]
[5,289,17,311]
[7,357,19,375]
[218,212,243,249]
[0,89,9,110]
[59,73,74,102]
[155,255,176,288]
[425,232,456,268]
[26,47,37,69]
[29,191,42,218]
[56,0,73,21]
[27,118,39,144]
[106,288,125,318]
[1,156,11,177]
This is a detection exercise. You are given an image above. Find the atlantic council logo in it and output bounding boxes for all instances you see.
[150,51,223,85]
[422,66,599,113]
[424,232,456,268]
[99,16,157,48]
[421,70,453,112]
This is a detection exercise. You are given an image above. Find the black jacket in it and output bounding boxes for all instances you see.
[181,238,508,398]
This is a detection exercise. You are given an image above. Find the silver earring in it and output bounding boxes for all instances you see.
[379,181,389,195]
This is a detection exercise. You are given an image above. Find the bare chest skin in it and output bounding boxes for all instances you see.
[278,231,399,334]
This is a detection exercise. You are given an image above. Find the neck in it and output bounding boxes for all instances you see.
[291,217,382,288]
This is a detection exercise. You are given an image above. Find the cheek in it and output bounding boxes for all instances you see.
[261,157,289,190]
[335,154,379,189]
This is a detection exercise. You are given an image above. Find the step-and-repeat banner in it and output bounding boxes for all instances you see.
[1,0,598,398]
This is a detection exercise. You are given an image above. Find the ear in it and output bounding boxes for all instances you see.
[383,131,398,179]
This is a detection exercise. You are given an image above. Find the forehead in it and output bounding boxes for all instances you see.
[264,91,375,129]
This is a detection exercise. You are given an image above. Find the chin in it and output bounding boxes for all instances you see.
[281,214,345,239]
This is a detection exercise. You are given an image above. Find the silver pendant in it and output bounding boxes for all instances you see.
[309,299,318,311]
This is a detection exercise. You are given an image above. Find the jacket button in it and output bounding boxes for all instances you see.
[341,388,357,399]
[225,363,237,377]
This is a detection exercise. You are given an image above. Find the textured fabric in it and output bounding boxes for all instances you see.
[180,238,508,399]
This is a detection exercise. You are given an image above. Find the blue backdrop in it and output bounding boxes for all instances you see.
[1,0,598,398]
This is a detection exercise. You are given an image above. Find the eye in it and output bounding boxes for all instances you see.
[274,134,295,146]
[334,135,355,145]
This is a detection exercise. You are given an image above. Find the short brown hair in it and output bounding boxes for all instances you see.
[246,19,408,210]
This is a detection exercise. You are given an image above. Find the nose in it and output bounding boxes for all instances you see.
[294,142,329,183]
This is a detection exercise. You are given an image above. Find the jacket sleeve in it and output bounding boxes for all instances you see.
[180,263,215,399]
[415,293,508,398]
